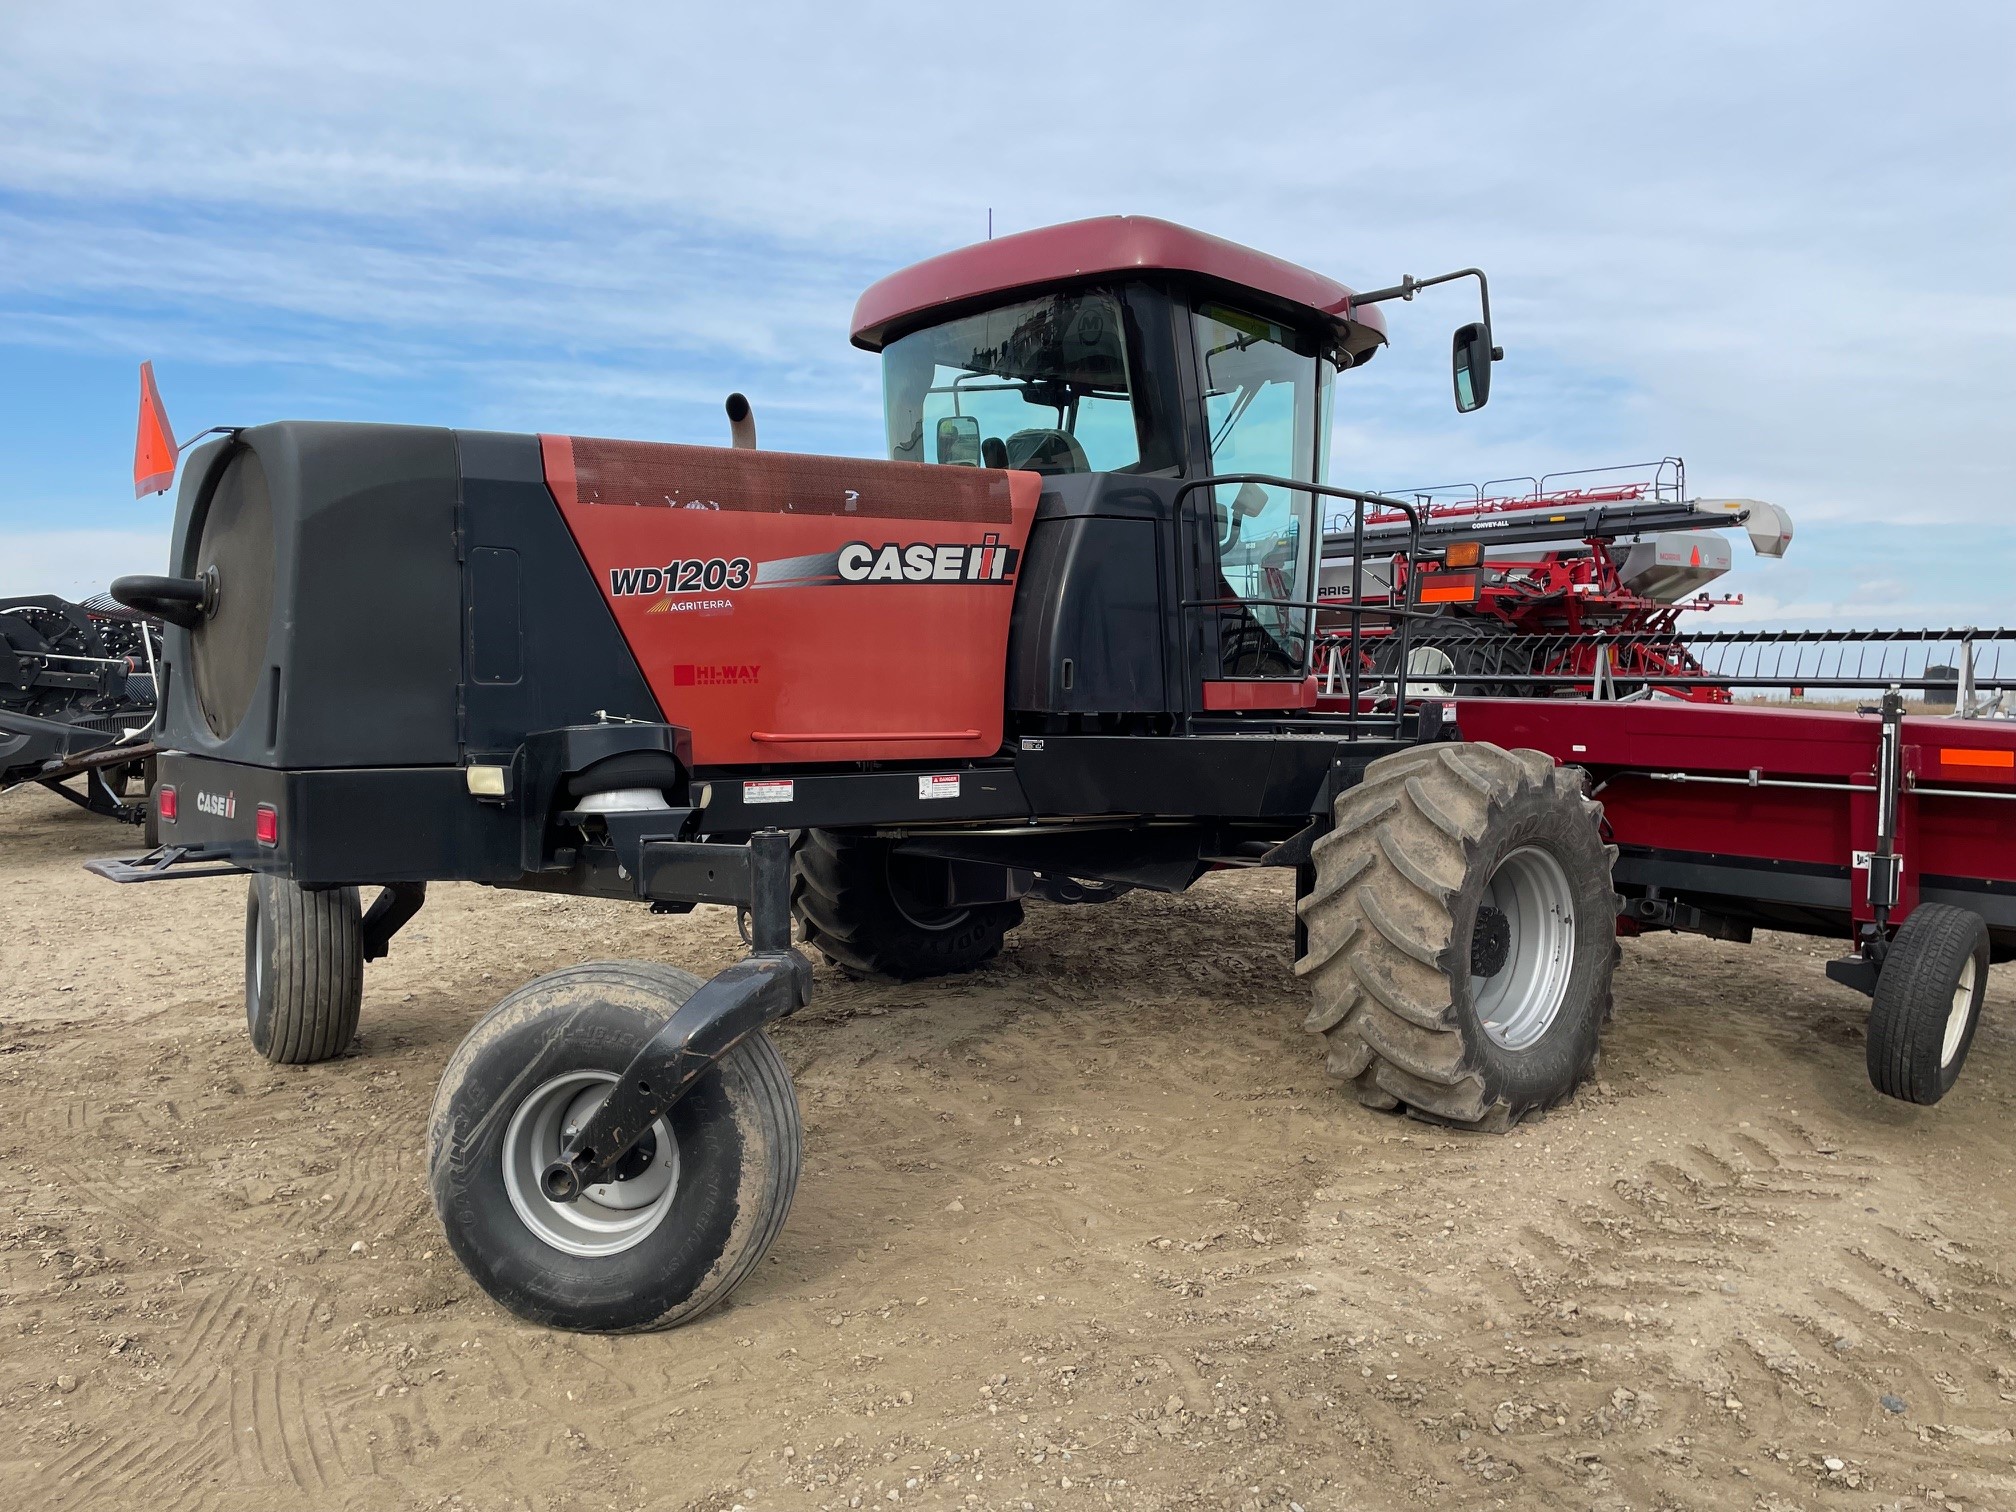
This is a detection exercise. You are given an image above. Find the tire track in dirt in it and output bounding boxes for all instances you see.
[7,792,2014,1512]
[37,1268,366,1512]
[1293,1101,2016,1508]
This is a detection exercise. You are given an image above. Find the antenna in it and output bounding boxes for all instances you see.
[987,208,993,241]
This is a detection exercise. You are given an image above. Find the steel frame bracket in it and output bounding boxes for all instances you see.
[85,843,249,883]
[361,882,428,962]
[539,945,812,1200]
[540,829,806,1200]
[1824,953,1882,998]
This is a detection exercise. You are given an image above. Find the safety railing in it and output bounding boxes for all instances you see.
[1174,473,1444,739]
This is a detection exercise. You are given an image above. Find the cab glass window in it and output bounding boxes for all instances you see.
[881,291,1142,474]
[1194,305,1329,674]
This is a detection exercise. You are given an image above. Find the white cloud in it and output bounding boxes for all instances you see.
[1,1,2012,622]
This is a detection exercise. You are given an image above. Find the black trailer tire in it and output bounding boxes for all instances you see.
[1866,904,1989,1105]
[427,961,801,1333]
[244,874,364,1064]
[793,830,1022,981]
[1295,742,1618,1130]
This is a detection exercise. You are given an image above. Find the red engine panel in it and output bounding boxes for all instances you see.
[543,436,1041,766]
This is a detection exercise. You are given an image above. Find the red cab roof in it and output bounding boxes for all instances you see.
[850,215,1388,357]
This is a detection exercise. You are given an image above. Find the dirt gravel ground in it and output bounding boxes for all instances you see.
[3,784,2013,1512]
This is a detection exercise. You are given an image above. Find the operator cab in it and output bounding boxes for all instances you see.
[851,218,1466,715]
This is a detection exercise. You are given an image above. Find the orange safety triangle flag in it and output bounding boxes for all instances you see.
[134,360,178,497]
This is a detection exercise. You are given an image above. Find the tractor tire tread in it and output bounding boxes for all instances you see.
[1297,742,1613,1131]
[1866,904,1989,1105]
[249,875,363,1065]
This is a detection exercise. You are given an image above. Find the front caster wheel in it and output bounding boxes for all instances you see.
[427,961,802,1332]
[1867,904,1990,1105]
[245,873,363,1064]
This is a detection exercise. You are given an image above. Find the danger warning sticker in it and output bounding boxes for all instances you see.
[918,773,960,801]
[743,780,794,805]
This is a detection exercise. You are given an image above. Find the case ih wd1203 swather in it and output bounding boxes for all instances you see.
[97,218,2016,1333]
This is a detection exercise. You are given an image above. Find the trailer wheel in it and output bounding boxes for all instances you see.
[244,874,364,1064]
[1866,905,1989,1105]
[427,961,801,1332]
[793,830,1022,981]
[1295,742,1617,1130]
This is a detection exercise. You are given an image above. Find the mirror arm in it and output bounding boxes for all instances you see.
[1346,268,1502,360]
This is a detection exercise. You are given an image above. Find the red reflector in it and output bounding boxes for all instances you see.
[255,804,279,846]
[157,785,177,822]
[1419,576,1479,605]
[1940,747,2015,769]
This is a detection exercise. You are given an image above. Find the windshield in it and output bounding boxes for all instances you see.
[881,291,1142,474]
[1195,304,1331,675]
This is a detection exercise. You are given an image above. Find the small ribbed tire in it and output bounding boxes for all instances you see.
[244,874,363,1064]
[1867,905,1990,1105]
[1296,742,1618,1130]
[793,830,1022,981]
[427,961,802,1333]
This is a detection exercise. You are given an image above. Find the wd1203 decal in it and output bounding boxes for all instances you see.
[609,557,753,596]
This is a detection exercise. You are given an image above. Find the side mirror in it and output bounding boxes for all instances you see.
[935,414,982,465]
[1452,321,1498,413]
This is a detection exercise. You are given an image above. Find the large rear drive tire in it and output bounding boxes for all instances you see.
[427,961,802,1332]
[244,873,364,1064]
[793,830,1022,981]
[1866,904,1989,1105]
[1296,742,1618,1130]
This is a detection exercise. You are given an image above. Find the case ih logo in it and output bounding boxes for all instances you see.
[195,790,236,818]
[671,663,760,686]
[836,534,1018,584]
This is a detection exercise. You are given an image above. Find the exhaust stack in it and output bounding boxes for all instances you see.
[725,392,756,449]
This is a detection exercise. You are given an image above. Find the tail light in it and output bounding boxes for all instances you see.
[255,804,279,847]
[157,785,177,822]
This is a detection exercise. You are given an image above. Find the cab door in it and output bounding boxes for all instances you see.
[1182,303,1331,709]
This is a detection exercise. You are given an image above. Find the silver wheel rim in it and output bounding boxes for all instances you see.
[1941,955,1977,1067]
[1473,846,1577,1051]
[247,892,264,1026]
[501,1072,680,1258]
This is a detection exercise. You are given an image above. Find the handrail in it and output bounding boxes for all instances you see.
[1170,472,1425,738]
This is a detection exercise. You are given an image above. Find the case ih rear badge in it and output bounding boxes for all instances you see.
[836,534,1017,584]
[194,789,236,818]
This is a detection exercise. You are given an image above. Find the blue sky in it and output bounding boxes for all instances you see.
[3,1,2012,626]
